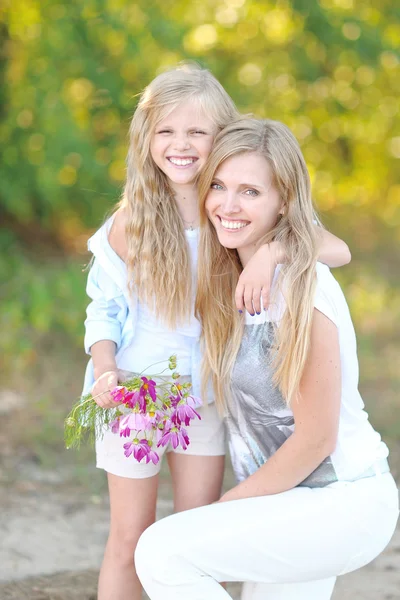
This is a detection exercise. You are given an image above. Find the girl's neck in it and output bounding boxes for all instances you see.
[172,183,199,227]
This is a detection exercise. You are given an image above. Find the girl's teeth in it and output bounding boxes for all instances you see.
[220,219,248,230]
[169,158,195,166]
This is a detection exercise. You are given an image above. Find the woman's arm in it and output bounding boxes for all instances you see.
[219,308,341,502]
[235,229,351,315]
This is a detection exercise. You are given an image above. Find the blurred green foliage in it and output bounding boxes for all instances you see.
[0,1,399,410]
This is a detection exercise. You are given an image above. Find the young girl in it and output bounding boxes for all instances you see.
[83,66,351,600]
[134,117,398,600]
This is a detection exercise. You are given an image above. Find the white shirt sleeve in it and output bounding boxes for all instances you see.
[313,263,339,327]
[84,258,127,354]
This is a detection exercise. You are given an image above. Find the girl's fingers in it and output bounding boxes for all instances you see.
[243,288,255,316]
[93,390,113,409]
[235,282,245,313]
[252,287,262,314]
[261,286,270,311]
[95,398,115,409]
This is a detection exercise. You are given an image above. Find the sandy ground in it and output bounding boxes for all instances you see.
[1,455,400,600]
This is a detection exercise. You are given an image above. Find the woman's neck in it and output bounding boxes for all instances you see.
[237,244,258,268]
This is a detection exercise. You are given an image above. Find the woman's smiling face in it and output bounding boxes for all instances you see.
[205,152,284,263]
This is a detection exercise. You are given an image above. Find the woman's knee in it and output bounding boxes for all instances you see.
[135,518,186,584]
[135,521,161,575]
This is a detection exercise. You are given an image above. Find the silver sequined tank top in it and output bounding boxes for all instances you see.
[227,320,338,488]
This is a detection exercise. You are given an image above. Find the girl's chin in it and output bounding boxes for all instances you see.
[167,175,198,187]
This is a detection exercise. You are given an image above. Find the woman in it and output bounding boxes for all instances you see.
[83,64,350,600]
[134,117,398,600]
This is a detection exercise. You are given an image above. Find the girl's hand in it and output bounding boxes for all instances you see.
[91,370,119,409]
[235,242,282,315]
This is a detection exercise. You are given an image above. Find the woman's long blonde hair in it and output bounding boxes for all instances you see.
[120,63,239,327]
[196,118,319,409]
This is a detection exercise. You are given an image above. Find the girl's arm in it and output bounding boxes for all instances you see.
[108,207,128,261]
[84,258,125,354]
[219,308,341,502]
[90,340,119,409]
[85,256,126,408]
[235,230,351,315]
[317,228,351,268]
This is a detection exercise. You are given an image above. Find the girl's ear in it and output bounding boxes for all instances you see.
[278,202,286,216]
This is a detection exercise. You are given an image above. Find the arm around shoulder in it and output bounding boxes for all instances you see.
[317,228,351,268]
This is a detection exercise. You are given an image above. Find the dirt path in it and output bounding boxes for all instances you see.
[1,457,400,600]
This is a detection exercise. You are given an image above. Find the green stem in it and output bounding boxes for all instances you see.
[138,359,172,376]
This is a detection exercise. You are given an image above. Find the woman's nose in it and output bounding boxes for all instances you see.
[222,192,241,214]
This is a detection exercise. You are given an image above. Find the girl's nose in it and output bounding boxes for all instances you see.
[173,134,190,151]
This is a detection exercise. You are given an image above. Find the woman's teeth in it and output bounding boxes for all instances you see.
[168,158,196,166]
[220,218,248,230]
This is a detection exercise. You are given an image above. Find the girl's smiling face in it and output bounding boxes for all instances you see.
[205,152,284,264]
[150,100,217,192]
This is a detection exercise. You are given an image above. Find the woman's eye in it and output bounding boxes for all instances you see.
[191,130,206,135]
[157,129,172,134]
[210,182,223,190]
[245,189,259,197]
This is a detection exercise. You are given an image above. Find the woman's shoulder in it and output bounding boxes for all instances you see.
[314,262,348,327]
[108,207,128,262]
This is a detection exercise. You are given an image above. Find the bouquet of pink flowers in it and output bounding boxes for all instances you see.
[64,355,202,464]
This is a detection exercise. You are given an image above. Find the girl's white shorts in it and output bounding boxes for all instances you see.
[95,401,226,479]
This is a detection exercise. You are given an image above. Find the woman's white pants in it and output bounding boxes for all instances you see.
[135,473,398,600]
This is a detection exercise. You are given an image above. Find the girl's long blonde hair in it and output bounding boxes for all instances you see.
[196,118,319,409]
[120,63,239,327]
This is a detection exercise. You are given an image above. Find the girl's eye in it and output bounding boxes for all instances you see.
[210,182,223,190]
[157,129,172,134]
[245,189,259,197]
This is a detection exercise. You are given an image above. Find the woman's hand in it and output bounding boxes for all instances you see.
[91,370,120,409]
[235,242,283,315]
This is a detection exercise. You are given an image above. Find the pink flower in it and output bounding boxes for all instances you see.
[109,416,121,434]
[150,410,163,425]
[172,403,201,427]
[120,412,152,433]
[155,423,165,444]
[123,438,150,462]
[140,377,157,403]
[187,395,202,408]
[157,426,190,451]
[119,425,131,438]
[169,394,183,408]
[110,386,128,403]
[124,390,143,410]
[146,448,160,465]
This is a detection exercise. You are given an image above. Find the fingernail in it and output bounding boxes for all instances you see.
[256,312,261,315]
[250,313,255,317]
[238,310,243,314]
